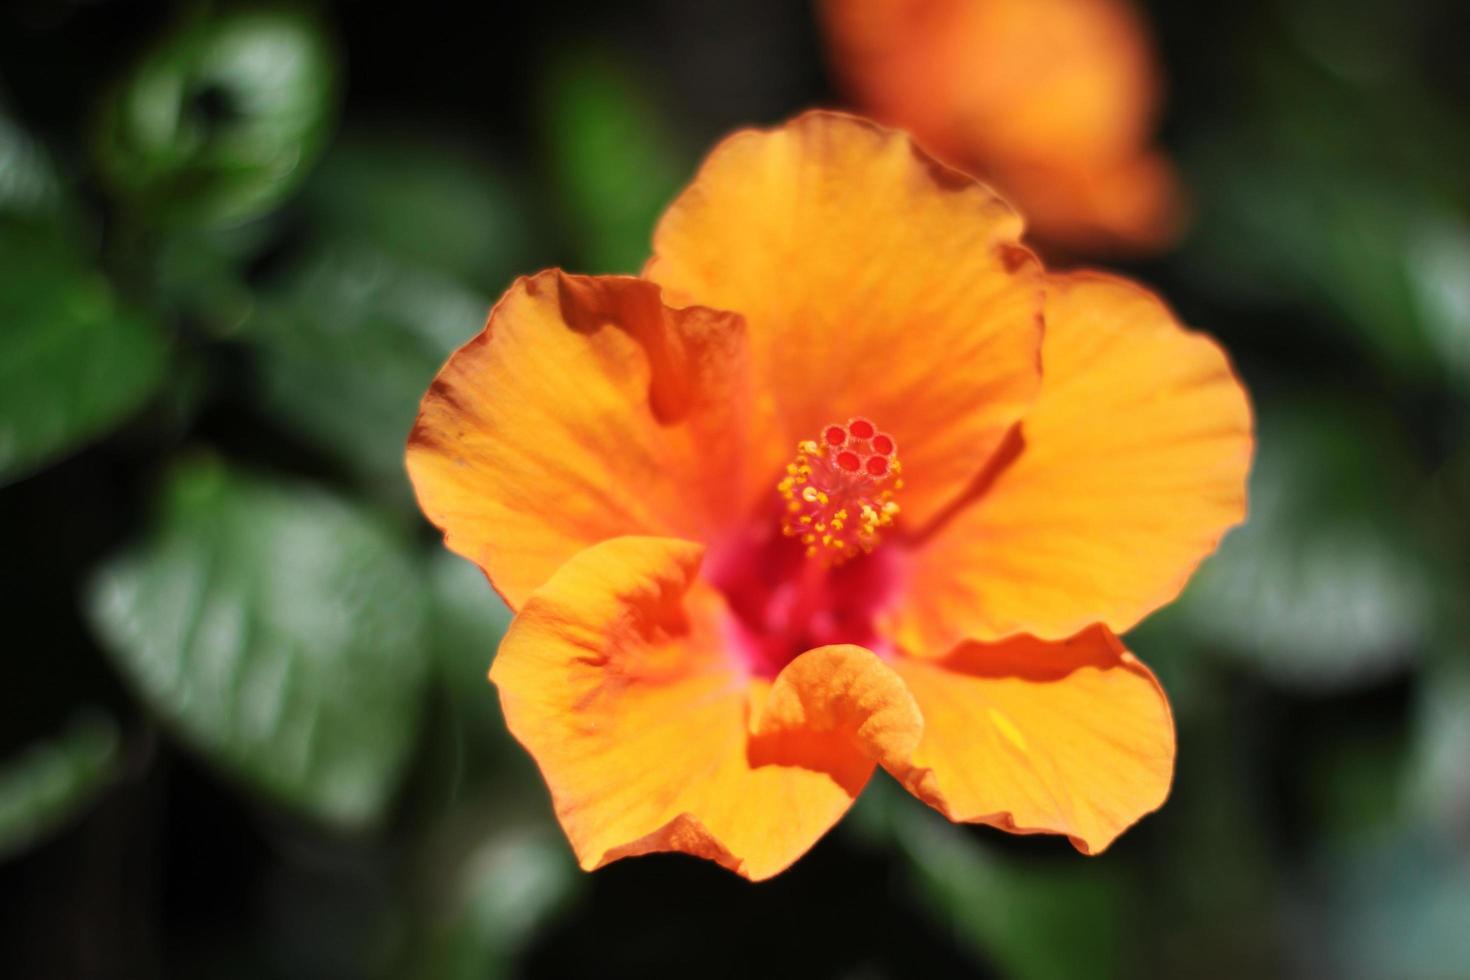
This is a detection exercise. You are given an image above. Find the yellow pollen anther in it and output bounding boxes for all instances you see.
[776,416,901,565]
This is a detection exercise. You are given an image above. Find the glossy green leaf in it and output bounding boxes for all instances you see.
[0,111,63,218]
[0,713,120,861]
[247,245,490,496]
[86,459,429,826]
[93,9,339,227]
[0,223,167,485]
[1178,400,1438,689]
[542,51,688,273]
[243,132,530,496]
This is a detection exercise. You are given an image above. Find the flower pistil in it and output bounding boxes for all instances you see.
[778,417,902,563]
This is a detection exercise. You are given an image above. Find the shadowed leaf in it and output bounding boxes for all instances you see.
[542,51,688,274]
[0,223,166,485]
[0,713,120,861]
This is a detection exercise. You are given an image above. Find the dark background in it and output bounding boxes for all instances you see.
[2,1,1468,977]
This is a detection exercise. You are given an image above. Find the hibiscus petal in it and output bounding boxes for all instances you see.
[887,626,1174,854]
[407,271,757,608]
[492,536,903,881]
[751,644,923,779]
[646,110,1044,528]
[894,271,1252,653]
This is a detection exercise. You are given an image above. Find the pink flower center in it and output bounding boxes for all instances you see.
[710,418,903,678]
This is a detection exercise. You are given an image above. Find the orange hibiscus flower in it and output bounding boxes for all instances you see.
[819,0,1185,254]
[407,112,1251,881]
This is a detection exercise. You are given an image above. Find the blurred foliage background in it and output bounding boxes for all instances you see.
[1,1,1468,977]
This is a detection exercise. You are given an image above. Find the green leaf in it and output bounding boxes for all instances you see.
[430,552,511,710]
[1178,400,1438,689]
[0,113,166,483]
[420,551,521,798]
[1318,830,1470,980]
[542,51,689,274]
[1404,217,1470,385]
[1182,148,1462,381]
[1308,728,1411,846]
[411,826,578,980]
[1141,685,1281,975]
[1407,658,1470,833]
[86,459,430,827]
[1176,17,1470,387]
[93,9,339,227]
[0,222,167,485]
[247,244,490,497]
[149,223,266,339]
[0,713,121,861]
[0,111,63,218]
[303,133,531,291]
[243,132,532,496]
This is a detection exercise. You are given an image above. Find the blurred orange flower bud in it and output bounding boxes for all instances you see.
[820,0,1186,254]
